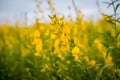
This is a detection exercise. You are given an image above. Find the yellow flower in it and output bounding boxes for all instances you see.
[71,46,80,55]
[84,56,89,63]
[57,53,64,60]
[111,29,115,37]
[62,26,70,35]
[45,30,50,36]
[41,65,51,72]
[35,43,42,52]
[32,38,42,45]
[50,33,56,40]
[89,60,96,66]
[73,55,80,62]
[54,39,60,48]
[66,60,71,64]
[45,57,50,62]
[50,19,56,25]
[60,44,70,52]
[54,48,60,54]
[47,0,51,4]
[71,46,81,62]
[35,51,41,57]
[60,33,69,44]
[36,3,40,8]
[94,39,100,45]
[39,25,44,31]
[105,56,112,64]
[33,38,42,56]
[94,39,103,51]
[21,47,30,57]
[95,66,99,71]
[33,30,40,38]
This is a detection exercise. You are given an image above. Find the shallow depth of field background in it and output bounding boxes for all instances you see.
[0,0,120,80]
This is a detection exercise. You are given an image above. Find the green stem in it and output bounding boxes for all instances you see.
[111,0,117,48]
[72,0,79,17]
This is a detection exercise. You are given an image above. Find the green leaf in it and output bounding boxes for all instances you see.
[103,2,110,5]
[60,16,64,20]
[113,0,119,3]
[106,46,114,58]
[95,64,110,80]
[104,0,119,8]
[117,31,120,38]
[107,3,113,8]
[97,32,104,36]
[72,65,87,74]
[115,3,120,12]
[116,18,120,23]
[48,15,54,19]
[101,41,109,48]
[26,60,34,66]
[107,20,115,29]
[117,17,120,21]
[103,2,112,8]
[102,14,113,18]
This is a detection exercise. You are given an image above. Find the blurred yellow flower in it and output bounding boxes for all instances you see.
[94,39,103,51]
[84,56,89,63]
[71,46,81,62]
[50,33,56,40]
[105,56,112,64]
[71,46,80,55]
[41,65,51,72]
[33,30,40,38]
[89,60,96,66]
[35,43,42,52]
[35,51,41,57]
[57,53,64,60]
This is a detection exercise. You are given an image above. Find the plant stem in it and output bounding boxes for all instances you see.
[72,0,78,16]
[111,0,117,48]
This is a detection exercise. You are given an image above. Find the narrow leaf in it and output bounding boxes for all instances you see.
[106,0,119,8]
[72,65,87,74]
[117,17,120,21]
[117,31,120,38]
[95,64,110,80]
[107,20,115,29]
[60,16,64,20]
[115,4,120,12]
[103,2,110,4]
[107,3,113,8]
[101,41,109,48]
[106,46,114,58]
[113,0,119,3]
[48,15,54,19]
[26,60,34,65]
[102,1,112,8]
[117,17,120,23]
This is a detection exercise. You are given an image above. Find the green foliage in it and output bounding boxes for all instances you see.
[0,0,120,80]
[95,64,110,80]
[102,0,120,68]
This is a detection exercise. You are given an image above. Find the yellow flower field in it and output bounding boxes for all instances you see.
[0,0,120,80]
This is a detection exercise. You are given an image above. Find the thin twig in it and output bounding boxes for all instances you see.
[72,0,78,16]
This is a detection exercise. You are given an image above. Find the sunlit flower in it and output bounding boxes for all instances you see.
[89,60,96,66]
[32,30,40,39]
[105,56,112,64]
[71,46,80,55]
[71,46,81,62]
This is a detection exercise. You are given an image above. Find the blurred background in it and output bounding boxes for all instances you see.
[0,0,120,80]
[0,0,114,25]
